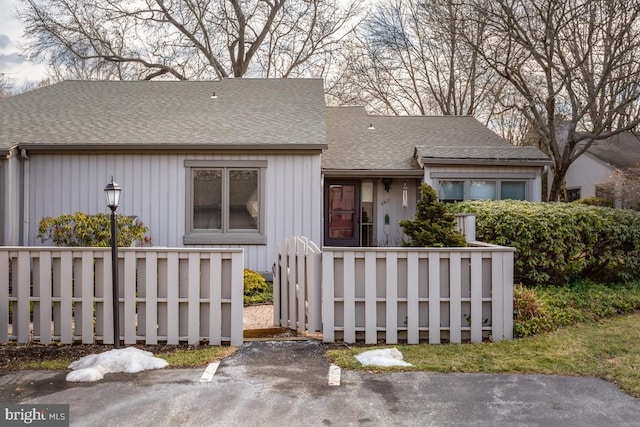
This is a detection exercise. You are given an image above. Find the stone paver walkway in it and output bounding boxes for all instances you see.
[243,304,275,330]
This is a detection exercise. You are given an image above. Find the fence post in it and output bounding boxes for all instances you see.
[230,251,244,346]
[428,252,441,344]
[0,251,8,342]
[322,251,335,342]
[297,237,307,333]
[306,240,322,333]
[16,251,31,343]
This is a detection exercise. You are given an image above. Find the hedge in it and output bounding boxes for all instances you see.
[451,200,640,286]
[38,212,151,247]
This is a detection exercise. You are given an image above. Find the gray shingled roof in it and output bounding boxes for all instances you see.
[415,145,550,164]
[0,79,327,151]
[585,132,640,170]
[323,106,549,172]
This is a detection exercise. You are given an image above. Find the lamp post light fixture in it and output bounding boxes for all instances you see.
[104,177,122,349]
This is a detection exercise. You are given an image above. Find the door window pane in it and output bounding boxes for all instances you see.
[361,182,374,246]
[470,181,496,200]
[327,184,357,242]
[229,170,259,230]
[439,181,464,202]
[330,185,355,210]
[329,213,354,238]
[501,181,526,200]
[193,170,222,229]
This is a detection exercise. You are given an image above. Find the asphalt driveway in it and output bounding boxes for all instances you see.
[2,341,639,426]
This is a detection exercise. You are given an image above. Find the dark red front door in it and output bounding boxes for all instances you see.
[324,182,360,246]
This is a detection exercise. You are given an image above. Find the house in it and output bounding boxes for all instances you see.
[324,106,549,246]
[563,132,640,206]
[0,79,548,276]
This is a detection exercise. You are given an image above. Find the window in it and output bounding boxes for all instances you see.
[566,188,581,202]
[361,181,374,246]
[438,181,464,202]
[437,179,528,201]
[184,160,266,244]
[501,181,527,200]
[470,181,496,200]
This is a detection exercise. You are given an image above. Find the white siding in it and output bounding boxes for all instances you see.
[26,152,322,274]
[563,153,613,199]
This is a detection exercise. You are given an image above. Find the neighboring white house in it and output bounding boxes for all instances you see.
[0,79,549,276]
[563,132,640,205]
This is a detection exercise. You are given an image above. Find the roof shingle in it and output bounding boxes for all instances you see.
[323,106,549,171]
[0,79,327,150]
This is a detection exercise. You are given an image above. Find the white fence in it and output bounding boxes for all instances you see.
[454,214,476,242]
[1,247,244,346]
[273,236,322,334]
[322,244,514,344]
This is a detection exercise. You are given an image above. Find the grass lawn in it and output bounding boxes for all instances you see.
[326,311,640,398]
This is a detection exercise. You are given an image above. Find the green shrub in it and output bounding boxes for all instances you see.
[572,197,613,207]
[451,200,640,286]
[400,184,466,247]
[513,280,640,337]
[512,285,550,337]
[243,269,273,305]
[38,212,151,247]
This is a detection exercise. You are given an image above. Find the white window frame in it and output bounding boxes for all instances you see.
[184,160,266,245]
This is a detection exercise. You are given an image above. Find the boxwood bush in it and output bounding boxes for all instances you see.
[452,200,640,286]
[243,269,273,305]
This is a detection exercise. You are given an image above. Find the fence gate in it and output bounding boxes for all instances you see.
[273,236,322,335]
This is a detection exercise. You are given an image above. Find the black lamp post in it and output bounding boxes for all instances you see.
[104,177,122,349]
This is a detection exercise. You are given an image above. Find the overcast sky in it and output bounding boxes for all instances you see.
[0,0,48,86]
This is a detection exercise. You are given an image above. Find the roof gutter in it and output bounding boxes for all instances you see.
[16,144,328,155]
[322,169,423,178]
[418,157,551,167]
[20,149,29,245]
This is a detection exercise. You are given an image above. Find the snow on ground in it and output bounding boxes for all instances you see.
[355,348,414,367]
[66,347,169,382]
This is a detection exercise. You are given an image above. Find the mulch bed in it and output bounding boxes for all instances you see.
[0,342,199,371]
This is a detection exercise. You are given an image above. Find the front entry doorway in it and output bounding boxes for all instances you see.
[324,181,361,246]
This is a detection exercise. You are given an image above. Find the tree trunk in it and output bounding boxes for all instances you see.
[549,165,568,202]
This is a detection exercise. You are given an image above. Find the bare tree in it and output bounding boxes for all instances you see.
[597,164,640,210]
[18,0,363,80]
[463,0,640,200]
[330,0,503,120]
[0,73,11,98]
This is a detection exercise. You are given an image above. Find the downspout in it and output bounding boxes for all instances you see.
[20,149,29,246]
[3,148,18,245]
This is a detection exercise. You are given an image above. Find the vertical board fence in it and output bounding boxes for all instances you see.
[322,244,515,344]
[1,247,244,346]
[274,236,322,335]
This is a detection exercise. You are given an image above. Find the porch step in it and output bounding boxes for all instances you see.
[243,327,298,339]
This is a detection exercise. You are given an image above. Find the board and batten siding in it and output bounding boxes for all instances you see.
[26,152,322,274]
[374,178,419,247]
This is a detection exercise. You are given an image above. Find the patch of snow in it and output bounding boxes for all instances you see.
[66,347,169,382]
[355,348,413,367]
